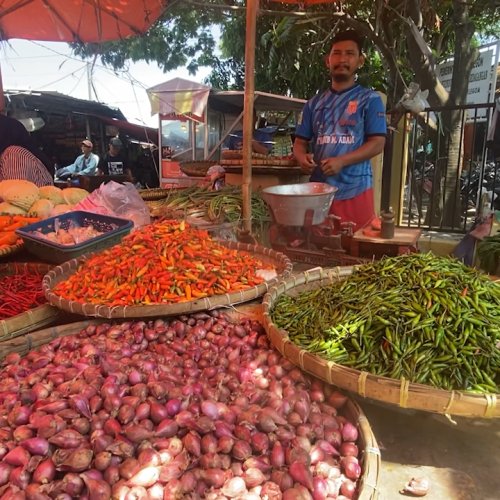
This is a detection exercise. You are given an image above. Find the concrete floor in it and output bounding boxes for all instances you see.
[356,398,500,500]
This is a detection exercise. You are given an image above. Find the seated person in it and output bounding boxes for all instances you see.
[97,138,133,181]
[225,113,275,155]
[0,145,54,186]
[55,140,99,179]
[0,114,54,177]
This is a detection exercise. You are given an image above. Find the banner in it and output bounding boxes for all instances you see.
[437,45,498,121]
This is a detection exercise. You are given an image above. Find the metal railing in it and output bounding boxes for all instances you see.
[396,102,496,233]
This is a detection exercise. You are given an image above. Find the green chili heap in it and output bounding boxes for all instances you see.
[271,253,500,393]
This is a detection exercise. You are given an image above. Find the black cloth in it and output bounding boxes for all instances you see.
[0,114,54,175]
[98,153,128,175]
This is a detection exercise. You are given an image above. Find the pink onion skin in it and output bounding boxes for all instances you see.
[20,438,49,456]
[81,475,111,500]
[343,460,362,481]
[9,466,30,490]
[340,442,359,458]
[270,441,285,468]
[340,478,357,499]
[312,476,329,500]
[126,466,160,488]
[0,462,13,486]
[289,460,314,491]
[4,446,30,467]
[32,458,56,484]
[341,422,359,442]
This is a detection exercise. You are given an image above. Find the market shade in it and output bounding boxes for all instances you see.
[0,0,165,42]
[0,0,167,113]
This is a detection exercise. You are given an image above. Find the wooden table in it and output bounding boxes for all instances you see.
[350,227,422,259]
[223,164,308,190]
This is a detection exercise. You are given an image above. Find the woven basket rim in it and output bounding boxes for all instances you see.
[43,241,293,319]
[0,241,23,258]
[262,266,500,419]
[0,262,60,340]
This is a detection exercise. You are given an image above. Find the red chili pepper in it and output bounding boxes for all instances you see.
[53,220,275,306]
[0,271,47,320]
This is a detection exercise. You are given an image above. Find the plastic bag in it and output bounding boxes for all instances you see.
[75,181,150,228]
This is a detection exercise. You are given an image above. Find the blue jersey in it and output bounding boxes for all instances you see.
[295,85,387,200]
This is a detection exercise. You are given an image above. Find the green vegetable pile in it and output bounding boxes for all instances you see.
[271,253,500,393]
[147,186,271,225]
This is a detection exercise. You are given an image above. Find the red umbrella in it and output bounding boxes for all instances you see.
[0,0,166,111]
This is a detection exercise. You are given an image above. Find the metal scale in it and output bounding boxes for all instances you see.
[261,183,359,266]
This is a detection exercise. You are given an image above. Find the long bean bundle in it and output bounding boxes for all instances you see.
[271,253,500,393]
[147,186,271,224]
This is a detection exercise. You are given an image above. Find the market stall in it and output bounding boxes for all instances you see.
[145,78,307,190]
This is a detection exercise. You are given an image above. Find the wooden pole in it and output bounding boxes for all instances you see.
[241,0,259,234]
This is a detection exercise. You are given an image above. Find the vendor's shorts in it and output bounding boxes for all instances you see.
[330,188,375,231]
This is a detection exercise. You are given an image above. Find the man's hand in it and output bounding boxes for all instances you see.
[320,157,344,176]
[297,153,316,175]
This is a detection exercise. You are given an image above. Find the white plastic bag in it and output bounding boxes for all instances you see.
[75,181,150,228]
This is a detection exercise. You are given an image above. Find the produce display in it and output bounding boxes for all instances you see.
[53,220,276,306]
[0,312,364,499]
[0,180,87,218]
[0,215,40,251]
[0,268,46,320]
[271,253,500,393]
[145,186,270,225]
[30,225,105,246]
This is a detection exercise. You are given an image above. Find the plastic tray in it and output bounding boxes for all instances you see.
[15,211,133,264]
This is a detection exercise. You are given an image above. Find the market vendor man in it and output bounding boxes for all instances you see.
[293,29,387,230]
[56,139,99,179]
[97,137,133,181]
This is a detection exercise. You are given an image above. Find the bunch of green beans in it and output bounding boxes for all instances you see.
[155,186,271,224]
[271,253,500,393]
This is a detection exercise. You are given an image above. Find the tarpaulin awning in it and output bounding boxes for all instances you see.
[146,77,211,123]
[210,90,306,114]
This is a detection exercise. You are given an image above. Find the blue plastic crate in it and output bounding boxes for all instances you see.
[16,211,133,264]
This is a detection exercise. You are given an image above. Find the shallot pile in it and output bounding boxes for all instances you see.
[0,311,364,499]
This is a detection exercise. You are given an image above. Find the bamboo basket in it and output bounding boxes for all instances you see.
[0,316,380,499]
[43,242,293,319]
[0,241,23,258]
[138,188,176,201]
[0,319,105,361]
[0,263,60,341]
[180,160,218,177]
[262,267,500,419]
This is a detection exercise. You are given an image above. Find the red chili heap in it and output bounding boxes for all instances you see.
[0,270,46,320]
[53,220,274,306]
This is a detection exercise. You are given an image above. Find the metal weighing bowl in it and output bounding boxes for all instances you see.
[261,182,337,226]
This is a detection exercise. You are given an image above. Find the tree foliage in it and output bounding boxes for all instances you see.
[72,0,500,107]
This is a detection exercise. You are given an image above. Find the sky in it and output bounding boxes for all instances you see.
[0,39,212,128]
